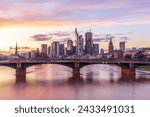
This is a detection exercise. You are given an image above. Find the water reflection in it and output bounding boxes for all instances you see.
[0,64,150,99]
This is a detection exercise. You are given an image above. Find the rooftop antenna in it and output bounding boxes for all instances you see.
[75,24,78,29]
[75,24,78,33]
[90,24,92,32]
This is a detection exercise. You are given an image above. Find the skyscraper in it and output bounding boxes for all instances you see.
[67,40,73,55]
[67,40,73,51]
[119,42,125,52]
[78,35,84,56]
[15,41,18,55]
[85,32,93,55]
[47,46,51,55]
[93,44,99,55]
[59,44,65,56]
[108,38,114,53]
[41,44,47,55]
[100,48,105,55]
[75,28,80,56]
[51,41,59,56]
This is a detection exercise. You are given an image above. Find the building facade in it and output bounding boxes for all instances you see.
[85,32,93,55]
[51,41,59,56]
[93,43,99,55]
[119,42,125,52]
[78,35,84,56]
[59,44,65,56]
[66,40,73,55]
[100,48,105,55]
[41,44,47,55]
[75,28,80,56]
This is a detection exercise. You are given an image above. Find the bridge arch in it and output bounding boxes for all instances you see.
[79,62,122,69]
[0,64,16,69]
[24,63,75,69]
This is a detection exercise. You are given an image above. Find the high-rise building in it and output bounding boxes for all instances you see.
[41,44,47,55]
[47,46,51,55]
[119,42,125,52]
[93,44,99,55]
[78,35,84,56]
[36,48,40,54]
[35,48,40,57]
[15,41,18,55]
[51,41,59,56]
[59,44,65,56]
[85,32,93,55]
[67,40,74,55]
[108,38,114,53]
[67,40,73,51]
[75,28,80,56]
[100,48,105,55]
[72,46,76,55]
[30,50,38,58]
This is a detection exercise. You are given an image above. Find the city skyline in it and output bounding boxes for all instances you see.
[0,0,150,50]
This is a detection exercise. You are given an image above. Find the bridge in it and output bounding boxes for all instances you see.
[0,59,149,82]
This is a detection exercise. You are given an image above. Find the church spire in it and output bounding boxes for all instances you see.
[108,37,114,53]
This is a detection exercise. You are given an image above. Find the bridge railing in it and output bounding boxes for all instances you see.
[0,59,149,64]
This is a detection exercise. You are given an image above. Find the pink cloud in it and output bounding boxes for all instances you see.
[0,0,150,27]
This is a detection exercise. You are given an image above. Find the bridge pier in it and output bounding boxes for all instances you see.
[73,62,80,78]
[121,67,136,81]
[16,62,26,83]
[16,68,26,82]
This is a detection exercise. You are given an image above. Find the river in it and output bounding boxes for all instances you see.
[0,64,150,99]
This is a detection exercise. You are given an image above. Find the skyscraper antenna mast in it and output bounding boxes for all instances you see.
[90,25,92,32]
[76,24,78,29]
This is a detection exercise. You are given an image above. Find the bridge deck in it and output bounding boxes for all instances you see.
[0,60,149,64]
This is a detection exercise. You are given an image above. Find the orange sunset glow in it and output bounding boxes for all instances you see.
[0,0,150,50]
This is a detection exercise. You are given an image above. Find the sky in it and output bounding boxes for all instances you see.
[0,0,150,50]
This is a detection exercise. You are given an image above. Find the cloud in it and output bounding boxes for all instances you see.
[30,31,73,42]
[48,32,71,37]
[63,37,72,41]
[116,33,125,36]
[30,34,51,41]
[93,38,108,42]
[127,32,134,35]
[59,38,72,43]
[48,31,72,42]
[0,0,150,27]
[93,34,115,42]
[94,34,104,37]
[120,37,131,40]
[115,32,134,36]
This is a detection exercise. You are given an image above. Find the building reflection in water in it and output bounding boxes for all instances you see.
[0,64,150,99]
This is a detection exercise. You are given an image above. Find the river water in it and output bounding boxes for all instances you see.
[0,64,150,100]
